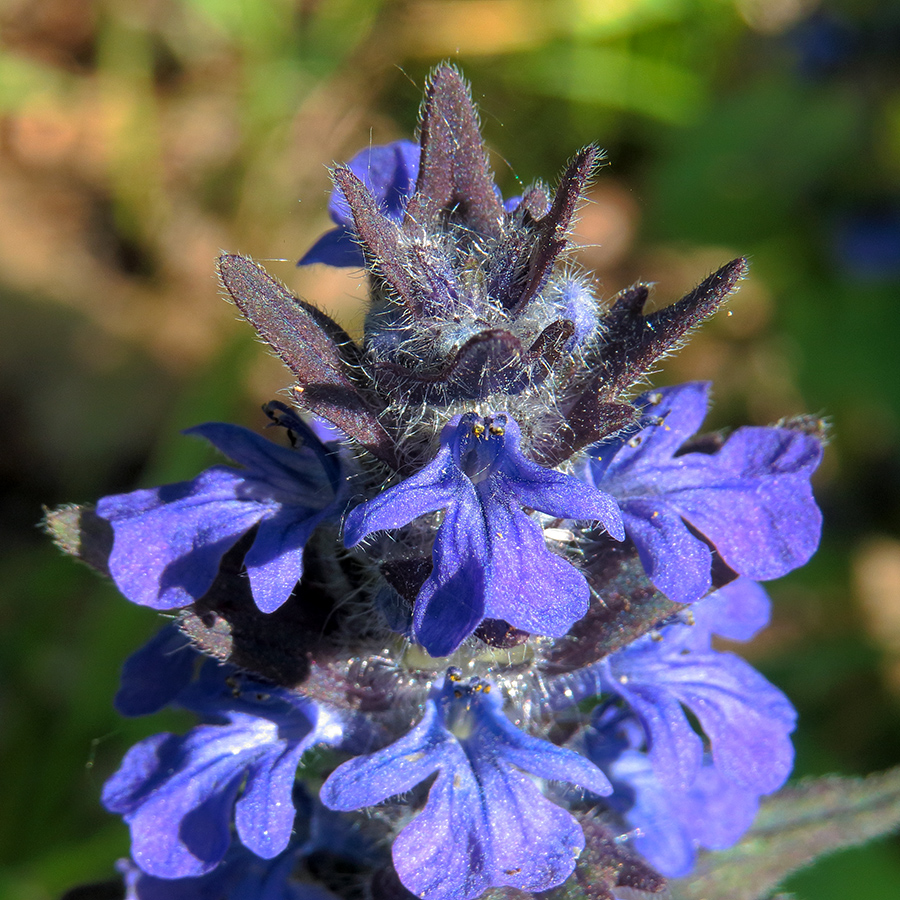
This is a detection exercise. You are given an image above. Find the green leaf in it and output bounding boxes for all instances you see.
[669,767,900,900]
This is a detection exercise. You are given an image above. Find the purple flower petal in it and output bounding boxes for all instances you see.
[104,728,249,876]
[475,764,587,891]
[104,674,332,877]
[620,500,712,604]
[389,759,489,900]
[667,426,823,580]
[603,630,796,797]
[297,226,363,268]
[321,672,609,900]
[495,469,623,541]
[320,702,450,810]
[346,412,621,654]
[679,578,772,650]
[588,382,823,603]
[481,697,611,795]
[98,469,268,609]
[602,662,704,794]
[610,750,696,877]
[483,497,590,637]
[115,625,199,717]
[590,382,712,483]
[333,141,420,223]
[186,424,332,499]
[413,502,488,657]
[244,511,321,613]
[235,742,312,859]
[344,444,464,546]
[392,759,586,900]
[608,749,760,878]
[97,422,342,613]
[665,651,796,793]
[683,762,760,851]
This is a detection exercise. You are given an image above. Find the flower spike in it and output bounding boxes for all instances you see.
[53,65,833,900]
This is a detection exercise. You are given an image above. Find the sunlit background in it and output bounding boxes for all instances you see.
[2,1,899,897]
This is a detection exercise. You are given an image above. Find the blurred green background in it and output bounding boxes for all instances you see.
[1,0,899,897]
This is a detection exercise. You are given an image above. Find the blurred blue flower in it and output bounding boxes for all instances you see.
[833,207,900,281]
[787,11,858,78]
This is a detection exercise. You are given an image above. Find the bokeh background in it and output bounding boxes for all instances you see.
[2,1,899,897]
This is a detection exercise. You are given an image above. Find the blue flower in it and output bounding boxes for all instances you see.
[114,623,201,717]
[575,579,796,824]
[606,741,760,878]
[117,841,337,900]
[298,140,420,268]
[585,382,822,604]
[102,668,346,878]
[787,11,857,79]
[96,411,344,613]
[344,411,624,656]
[582,580,791,875]
[321,669,611,900]
[116,785,370,900]
[594,580,796,799]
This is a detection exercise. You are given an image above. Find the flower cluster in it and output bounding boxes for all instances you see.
[51,66,824,900]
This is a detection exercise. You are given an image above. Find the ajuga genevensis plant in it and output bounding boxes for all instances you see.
[50,67,832,900]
